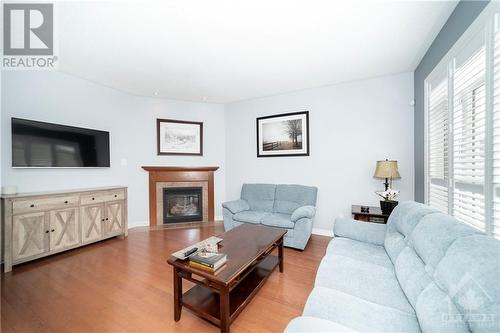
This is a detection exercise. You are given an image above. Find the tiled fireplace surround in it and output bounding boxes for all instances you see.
[142,166,219,226]
[157,182,208,223]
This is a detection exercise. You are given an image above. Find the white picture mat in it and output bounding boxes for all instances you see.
[258,113,308,155]
[159,122,201,154]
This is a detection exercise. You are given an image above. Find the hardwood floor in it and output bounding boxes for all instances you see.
[1,223,331,333]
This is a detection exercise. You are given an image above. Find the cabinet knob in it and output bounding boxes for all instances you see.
[51,229,55,232]
[30,204,35,208]
[106,218,109,221]
[64,200,68,204]
[92,197,95,200]
[101,218,105,222]
[45,230,49,233]
[114,195,117,198]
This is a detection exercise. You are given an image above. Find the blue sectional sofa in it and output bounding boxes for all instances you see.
[285,201,500,332]
[222,183,317,250]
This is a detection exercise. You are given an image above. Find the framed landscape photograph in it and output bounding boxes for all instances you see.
[157,119,203,155]
[256,111,309,157]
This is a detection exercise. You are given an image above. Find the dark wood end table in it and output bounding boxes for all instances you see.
[351,204,389,224]
[167,224,286,333]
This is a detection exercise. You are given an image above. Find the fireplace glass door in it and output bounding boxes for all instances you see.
[163,187,203,223]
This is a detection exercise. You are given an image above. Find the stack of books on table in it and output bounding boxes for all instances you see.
[189,251,227,273]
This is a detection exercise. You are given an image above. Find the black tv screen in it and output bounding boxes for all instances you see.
[12,118,110,168]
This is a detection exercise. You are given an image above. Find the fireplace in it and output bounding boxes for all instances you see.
[142,166,218,226]
[163,187,203,223]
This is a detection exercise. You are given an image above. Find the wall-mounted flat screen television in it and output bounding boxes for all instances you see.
[12,118,110,168]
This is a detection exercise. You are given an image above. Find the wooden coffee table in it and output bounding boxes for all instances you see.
[167,224,286,333]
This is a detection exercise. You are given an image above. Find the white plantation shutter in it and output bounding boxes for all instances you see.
[493,15,500,238]
[425,3,500,239]
[453,36,486,231]
[428,78,449,213]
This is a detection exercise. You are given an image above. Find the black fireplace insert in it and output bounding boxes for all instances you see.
[163,187,203,223]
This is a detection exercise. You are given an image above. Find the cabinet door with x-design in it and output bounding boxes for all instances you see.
[49,207,80,252]
[104,201,125,236]
[81,204,104,244]
[12,211,49,262]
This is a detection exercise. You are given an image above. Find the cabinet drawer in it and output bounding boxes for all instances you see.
[81,191,125,205]
[13,195,79,214]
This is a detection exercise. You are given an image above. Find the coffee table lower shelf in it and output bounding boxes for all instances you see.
[181,255,279,326]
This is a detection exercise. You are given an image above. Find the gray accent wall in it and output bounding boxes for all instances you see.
[414,0,489,202]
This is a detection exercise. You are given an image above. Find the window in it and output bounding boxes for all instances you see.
[453,45,486,231]
[425,3,500,238]
[428,77,449,213]
[493,15,500,238]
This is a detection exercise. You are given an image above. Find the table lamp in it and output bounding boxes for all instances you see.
[374,159,401,215]
[374,159,400,191]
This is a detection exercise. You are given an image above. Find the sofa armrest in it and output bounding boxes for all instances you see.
[291,205,316,222]
[222,199,250,214]
[333,218,387,246]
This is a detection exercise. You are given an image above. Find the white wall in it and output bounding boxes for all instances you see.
[225,72,414,233]
[1,71,226,227]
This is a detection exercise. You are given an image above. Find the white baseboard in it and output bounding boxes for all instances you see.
[128,219,224,230]
[130,220,329,235]
[128,221,149,229]
[312,228,333,237]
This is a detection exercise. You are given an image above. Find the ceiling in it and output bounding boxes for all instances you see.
[57,0,458,103]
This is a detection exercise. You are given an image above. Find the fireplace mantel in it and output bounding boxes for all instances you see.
[142,166,219,226]
[142,166,219,172]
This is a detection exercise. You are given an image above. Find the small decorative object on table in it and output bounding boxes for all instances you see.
[374,159,401,215]
[352,205,389,224]
[171,236,223,260]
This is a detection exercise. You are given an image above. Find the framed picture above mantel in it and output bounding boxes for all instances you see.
[256,111,309,157]
[157,119,203,156]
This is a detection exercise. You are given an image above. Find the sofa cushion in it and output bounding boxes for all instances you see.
[273,184,317,214]
[384,201,438,263]
[291,205,316,222]
[233,211,269,224]
[303,286,421,332]
[415,282,469,333]
[433,235,500,332]
[325,237,393,269]
[410,213,481,274]
[241,183,276,212]
[393,213,481,309]
[221,199,250,214]
[284,316,358,333]
[334,218,387,246]
[315,255,415,314]
[261,213,295,229]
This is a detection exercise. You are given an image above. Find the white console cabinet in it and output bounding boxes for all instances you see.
[1,186,127,272]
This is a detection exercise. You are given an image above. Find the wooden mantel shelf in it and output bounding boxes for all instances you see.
[142,166,219,172]
[142,166,219,226]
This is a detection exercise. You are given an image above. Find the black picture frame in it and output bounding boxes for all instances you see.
[157,118,203,156]
[256,111,310,157]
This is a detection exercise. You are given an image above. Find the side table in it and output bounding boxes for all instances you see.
[351,205,389,224]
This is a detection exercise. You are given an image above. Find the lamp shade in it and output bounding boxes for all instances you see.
[374,160,401,179]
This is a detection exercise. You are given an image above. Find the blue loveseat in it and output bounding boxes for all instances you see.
[285,201,500,332]
[222,183,317,250]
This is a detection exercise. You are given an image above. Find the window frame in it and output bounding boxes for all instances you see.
[424,1,499,236]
